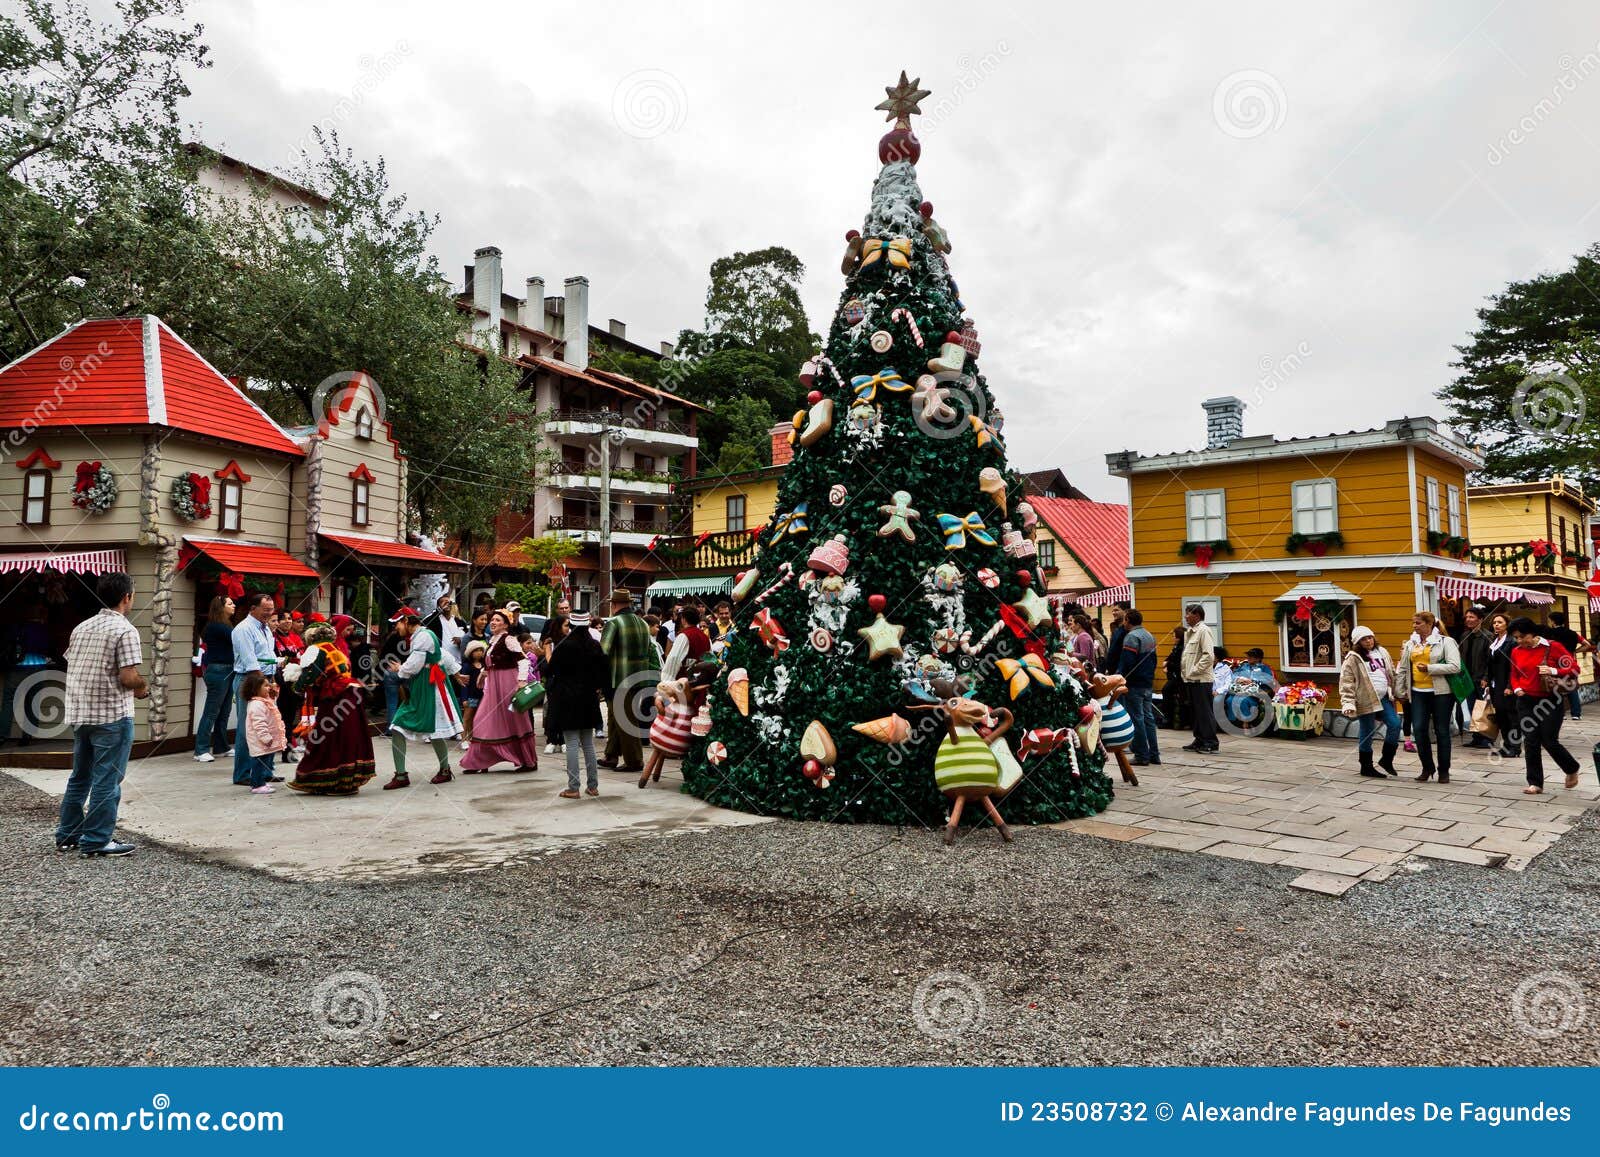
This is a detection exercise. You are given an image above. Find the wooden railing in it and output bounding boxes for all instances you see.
[546,408,693,437]
[647,529,759,572]
[1472,541,1592,579]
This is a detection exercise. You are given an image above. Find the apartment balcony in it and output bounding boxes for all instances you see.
[645,529,759,576]
[546,514,675,548]
[544,407,697,455]
[1471,540,1593,582]
[549,469,675,498]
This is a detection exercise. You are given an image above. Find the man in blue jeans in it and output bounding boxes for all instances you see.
[56,572,147,857]
[1117,609,1161,766]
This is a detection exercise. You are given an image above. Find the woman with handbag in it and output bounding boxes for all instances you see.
[1507,616,1582,795]
[459,609,543,774]
[1485,612,1521,758]
[1394,610,1463,784]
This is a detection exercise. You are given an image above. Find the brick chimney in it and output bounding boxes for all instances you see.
[563,276,589,370]
[523,276,544,331]
[472,246,502,348]
[1202,396,1245,449]
[769,422,794,467]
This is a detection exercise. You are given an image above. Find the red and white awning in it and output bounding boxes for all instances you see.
[1590,595,1599,615]
[0,548,127,576]
[1436,575,1554,607]
[1077,584,1133,607]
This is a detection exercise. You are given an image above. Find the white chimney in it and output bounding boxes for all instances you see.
[563,275,589,370]
[608,318,626,340]
[1202,396,1245,449]
[472,246,503,348]
[523,276,544,331]
[660,340,676,357]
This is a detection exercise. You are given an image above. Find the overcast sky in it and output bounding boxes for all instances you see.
[180,0,1600,501]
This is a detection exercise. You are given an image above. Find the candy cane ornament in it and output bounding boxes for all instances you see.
[890,308,924,348]
[753,562,796,606]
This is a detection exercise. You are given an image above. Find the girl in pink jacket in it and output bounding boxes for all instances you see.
[240,671,287,795]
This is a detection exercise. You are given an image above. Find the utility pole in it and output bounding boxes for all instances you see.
[598,410,616,610]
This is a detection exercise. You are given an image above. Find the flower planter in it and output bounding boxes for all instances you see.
[1273,700,1324,740]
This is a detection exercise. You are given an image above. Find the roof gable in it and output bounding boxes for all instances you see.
[1030,497,1129,588]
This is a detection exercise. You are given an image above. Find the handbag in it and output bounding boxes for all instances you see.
[510,681,546,713]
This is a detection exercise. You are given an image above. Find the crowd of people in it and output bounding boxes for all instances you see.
[45,571,1599,858]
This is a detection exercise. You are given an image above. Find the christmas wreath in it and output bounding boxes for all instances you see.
[1178,538,1233,569]
[170,471,212,522]
[1285,530,1344,557]
[71,461,118,514]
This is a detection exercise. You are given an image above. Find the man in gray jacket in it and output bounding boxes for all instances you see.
[1179,604,1219,754]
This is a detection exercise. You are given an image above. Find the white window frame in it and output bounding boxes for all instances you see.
[1181,595,1223,646]
[1037,539,1057,569]
[1279,602,1359,674]
[1446,484,1462,536]
[1424,477,1440,534]
[354,407,374,440]
[22,469,50,525]
[1185,489,1226,542]
[1291,478,1338,535]
[219,479,242,532]
[725,494,746,532]
[352,478,371,527]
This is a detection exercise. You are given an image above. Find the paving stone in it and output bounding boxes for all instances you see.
[1470,833,1553,856]
[1379,813,1454,831]
[1345,846,1407,864]
[1277,852,1371,877]
[1288,870,1361,896]
[1132,830,1223,853]
[1326,832,1421,853]
[1259,819,1337,839]
[1204,842,1293,864]
[1411,843,1509,867]
[1492,814,1574,834]
[1050,818,1153,841]
[1361,863,1400,882]
[1267,835,1359,858]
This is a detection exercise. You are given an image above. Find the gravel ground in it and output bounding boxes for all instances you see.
[3,770,1597,1066]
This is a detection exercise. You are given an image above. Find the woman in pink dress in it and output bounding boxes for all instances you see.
[460,609,543,773]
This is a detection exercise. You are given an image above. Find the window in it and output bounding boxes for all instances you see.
[22,469,51,526]
[1424,477,1440,533]
[354,407,374,440]
[1291,479,1338,534]
[635,454,655,475]
[1037,539,1057,569]
[219,479,242,532]
[1181,596,1223,645]
[726,495,747,532]
[352,478,370,526]
[1446,485,1462,536]
[1280,604,1357,672]
[1185,489,1226,542]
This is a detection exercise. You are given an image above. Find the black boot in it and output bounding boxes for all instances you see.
[1358,750,1385,778]
[1377,742,1399,777]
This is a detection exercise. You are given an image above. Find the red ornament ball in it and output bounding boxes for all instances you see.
[802,758,822,780]
[807,389,822,404]
[878,127,921,165]
[845,229,860,241]
[868,593,887,613]
[918,201,934,220]
[1016,569,1032,589]
[1078,704,1097,722]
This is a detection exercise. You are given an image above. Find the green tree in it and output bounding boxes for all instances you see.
[1440,245,1600,489]
[682,246,815,368]
[680,101,1110,830]
[707,393,774,476]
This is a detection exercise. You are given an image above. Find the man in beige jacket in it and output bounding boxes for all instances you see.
[1180,603,1219,753]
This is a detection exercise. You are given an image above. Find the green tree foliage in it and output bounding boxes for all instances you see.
[709,393,774,476]
[1440,245,1600,489]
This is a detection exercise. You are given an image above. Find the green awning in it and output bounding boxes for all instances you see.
[645,575,735,598]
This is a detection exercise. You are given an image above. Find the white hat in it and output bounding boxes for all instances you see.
[1350,625,1375,644]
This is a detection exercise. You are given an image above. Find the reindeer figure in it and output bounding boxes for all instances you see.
[907,680,1020,846]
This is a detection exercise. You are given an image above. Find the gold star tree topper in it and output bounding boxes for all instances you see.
[875,71,932,126]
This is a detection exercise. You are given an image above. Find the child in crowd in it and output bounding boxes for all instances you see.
[240,670,286,795]
[457,639,487,749]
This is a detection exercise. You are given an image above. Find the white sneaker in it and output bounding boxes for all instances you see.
[543,743,556,754]
[250,785,275,794]
[459,739,471,750]
[194,752,215,763]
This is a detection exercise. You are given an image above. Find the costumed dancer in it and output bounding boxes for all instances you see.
[459,608,543,773]
[384,606,463,789]
[287,622,377,795]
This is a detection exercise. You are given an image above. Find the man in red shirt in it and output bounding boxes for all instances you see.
[1506,616,1582,795]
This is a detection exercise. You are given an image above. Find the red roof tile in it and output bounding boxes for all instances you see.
[1029,497,1129,589]
[0,317,302,456]
[320,532,470,571]
[182,537,320,579]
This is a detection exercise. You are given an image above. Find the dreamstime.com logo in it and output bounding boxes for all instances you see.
[611,69,687,139]
[1511,971,1587,1040]
[912,971,987,1041]
[1511,371,1586,437]
[7,80,81,143]
[1212,69,1288,139]
[310,370,386,430]
[9,668,69,739]
[609,669,664,742]
[16,1094,284,1134]
[913,370,989,441]
[310,971,388,1040]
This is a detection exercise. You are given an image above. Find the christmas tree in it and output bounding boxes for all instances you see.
[681,73,1115,836]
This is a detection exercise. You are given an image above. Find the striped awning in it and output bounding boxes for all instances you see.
[0,547,127,576]
[1077,584,1133,607]
[1436,575,1554,607]
[645,575,735,599]
[1590,595,1599,615]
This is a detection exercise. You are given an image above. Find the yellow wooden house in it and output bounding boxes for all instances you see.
[1106,400,1488,703]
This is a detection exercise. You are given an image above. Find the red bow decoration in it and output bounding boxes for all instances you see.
[1194,543,1214,569]
[217,571,246,599]
[1018,727,1071,760]
[73,460,100,493]
[997,603,1046,655]
[1307,540,1328,557]
[1294,596,1314,622]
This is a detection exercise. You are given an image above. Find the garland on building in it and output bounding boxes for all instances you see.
[1284,530,1344,557]
[170,471,212,522]
[1178,538,1233,569]
[647,528,763,559]
[1425,529,1470,558]
[71,460,118,514]
[1449,535,1594,572]
[1272,598,1350,625]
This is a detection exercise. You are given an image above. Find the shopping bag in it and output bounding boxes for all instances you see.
[1470,697,1497,741]
[1446,667,1475,702]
